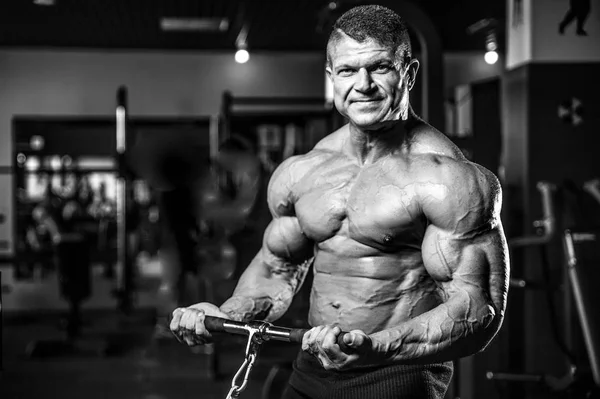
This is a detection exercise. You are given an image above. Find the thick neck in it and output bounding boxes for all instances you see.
[346,110,415,165]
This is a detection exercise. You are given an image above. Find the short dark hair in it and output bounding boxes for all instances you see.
[327,5,412,68]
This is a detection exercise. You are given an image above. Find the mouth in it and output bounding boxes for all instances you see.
[352,98,382,103]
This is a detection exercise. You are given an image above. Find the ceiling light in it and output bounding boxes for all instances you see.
[30,135,45,151]
[235,48,250,64]
[484,32,499,64]
[484,50,499,64]
[160,18,229,32]
[33,0,55,5]
[235,24,250,64]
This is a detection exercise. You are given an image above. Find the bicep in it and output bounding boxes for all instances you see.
[263,215,314,268]
[235,215,313,296]
[417,158,508,307]
[421,222,509,317]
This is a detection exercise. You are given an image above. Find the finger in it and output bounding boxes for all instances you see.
[345,330,368,348]
[183,309,198,332]
[183,334,196,346]
[343,332,359,347]
[180,310,199,346]
[169,308,184,333]
[320,325,340,352]
[178,310,191,343]
[177,309,191,344]
[302,326,322,352]
[195,309,207,336]
[170,308,185,343]
[321,326,346,365]
[301,327,314,351]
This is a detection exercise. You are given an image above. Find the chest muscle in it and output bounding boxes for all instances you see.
[293,160,425,249]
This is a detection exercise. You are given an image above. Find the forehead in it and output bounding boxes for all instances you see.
[329,35,395,66]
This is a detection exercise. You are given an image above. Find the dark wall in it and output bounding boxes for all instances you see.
[499,65,530,399]
[472,77,502,177]
[527,63,600,390]
[502,62,600,398]
[528,64,600,186]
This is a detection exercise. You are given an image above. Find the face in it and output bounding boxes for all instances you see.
[326,35,418,129]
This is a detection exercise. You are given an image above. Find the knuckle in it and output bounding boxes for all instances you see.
[321,340,334,351]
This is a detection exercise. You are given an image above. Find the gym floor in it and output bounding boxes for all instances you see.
[1,308,301,399]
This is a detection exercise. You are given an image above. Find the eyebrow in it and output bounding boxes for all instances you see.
[334,57,395,71]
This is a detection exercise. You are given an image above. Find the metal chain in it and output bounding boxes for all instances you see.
[225,330,262,399]
[225,353,257,399]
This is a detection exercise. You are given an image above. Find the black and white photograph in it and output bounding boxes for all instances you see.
[0,1,599,398]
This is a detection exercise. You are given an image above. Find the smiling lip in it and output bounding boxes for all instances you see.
[352,98,382,103]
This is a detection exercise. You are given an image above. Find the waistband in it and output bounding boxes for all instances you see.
[288,349,453,399]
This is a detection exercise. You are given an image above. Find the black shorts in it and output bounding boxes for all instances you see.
[283,350,453,399]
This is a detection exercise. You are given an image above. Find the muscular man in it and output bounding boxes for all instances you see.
[171,5,509,398]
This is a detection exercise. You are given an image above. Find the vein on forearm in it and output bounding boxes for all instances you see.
[371,287,497,364]
[220,255,312,323]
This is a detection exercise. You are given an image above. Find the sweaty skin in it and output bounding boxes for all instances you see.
[221,120,509,369]
[171,33,509,371]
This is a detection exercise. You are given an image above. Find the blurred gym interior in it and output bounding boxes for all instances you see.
[1,1,600,398]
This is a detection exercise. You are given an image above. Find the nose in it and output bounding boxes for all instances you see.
[354,68,374,93]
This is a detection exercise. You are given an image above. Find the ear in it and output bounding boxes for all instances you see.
[405,59,420,91]
[325,65,332,80]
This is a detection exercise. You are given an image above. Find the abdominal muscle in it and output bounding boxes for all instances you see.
[307,241,442,334]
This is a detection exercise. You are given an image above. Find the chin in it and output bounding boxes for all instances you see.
[348,112,384,129]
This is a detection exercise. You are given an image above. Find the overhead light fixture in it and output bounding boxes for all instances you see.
[235,45,250,64]
[466,18,496,35]
[466,18,500,66]
[160,17,229,32]
[33,0,55,5]
[30,135,45,151]
[235,24,250,64]
[484,31,499,65]
[484,50,499,65]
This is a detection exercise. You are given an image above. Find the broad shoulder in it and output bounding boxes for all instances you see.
[406,121,466,160]
[269,124,348,189]
[404,125,502,234]
[266,146,338,217]
[312,124,348,152]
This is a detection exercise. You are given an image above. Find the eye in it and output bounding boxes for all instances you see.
[373,64,392,73]
[337,68,355,77]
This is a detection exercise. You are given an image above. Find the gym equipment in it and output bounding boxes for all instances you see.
[25,233,108,357]
[196,315,347,399]
[561,178,600,390]
[22,87,143,358]
[113,86,135,314]
[583,179,600,205]
[487,179,600,398]
[563,229,600,389]
[507,182,557,289]
[1,270,3,370]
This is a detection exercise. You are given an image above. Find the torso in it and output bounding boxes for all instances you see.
[285,122,460,333]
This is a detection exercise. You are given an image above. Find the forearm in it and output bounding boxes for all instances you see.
[219,252,312,323]
[371,290,501,365]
